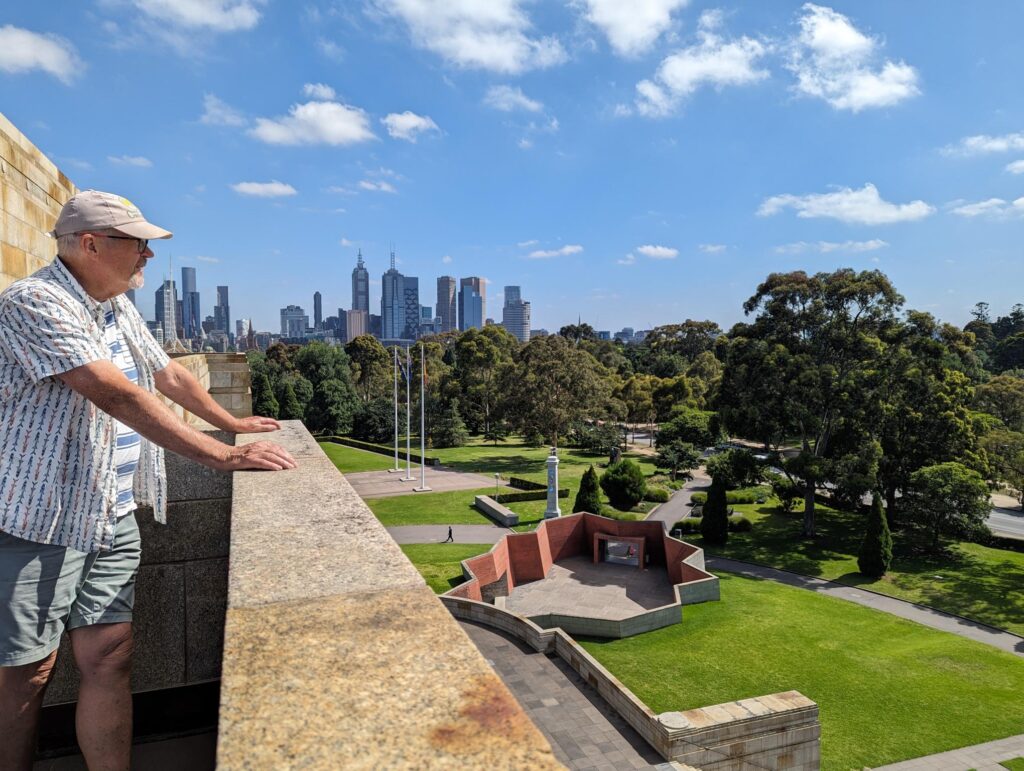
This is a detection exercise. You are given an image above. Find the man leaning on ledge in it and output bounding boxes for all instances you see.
[0,190,296,771]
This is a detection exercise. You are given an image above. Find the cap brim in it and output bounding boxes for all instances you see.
[114,221,173,240]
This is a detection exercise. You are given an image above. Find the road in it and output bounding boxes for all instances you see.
[989,493,1024,539]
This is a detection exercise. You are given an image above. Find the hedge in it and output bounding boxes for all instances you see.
[494,488,569,504]
[321,436,441,466]
[507,476,546,491]
[672,514,751,535]
[691,490,762,506]
[643,487,671,503]
[672,519,702,535]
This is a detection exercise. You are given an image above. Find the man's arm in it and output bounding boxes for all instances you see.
[154,359,279,434]
[58,361,295,472]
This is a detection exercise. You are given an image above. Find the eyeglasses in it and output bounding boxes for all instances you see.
[99,235,150,254]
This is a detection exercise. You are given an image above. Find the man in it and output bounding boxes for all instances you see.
[0,190,296,771]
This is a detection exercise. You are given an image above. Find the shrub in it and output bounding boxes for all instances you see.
[700,481,729,545]
[770,476,802,512]
[691,491,707,505]
[643,487,670,503]
[727,514,752,532]
[574,465,603,514]
[673,519,702,535]
[857,494,893,578]
[691,489,758,506]
[600,460,648,511]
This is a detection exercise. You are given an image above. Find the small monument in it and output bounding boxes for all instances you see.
[544,447,561,519]
[609,444,621,466]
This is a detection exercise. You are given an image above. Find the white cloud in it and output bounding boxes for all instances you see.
[442,254,453,264]
[758,183,933,225]
[617,253,637,265]
[231,180,297,197]
[358,180,397,193]
[372,0,566,74]
[0,25,81,84]
[381,111,440,142]
[1006,160,1024,174]
[194,255,220,263]
[636,244,678,259]
[774,239,889,254]
[517,138,533,149]
[108,154,153,167]
[949,197,1024,219]
[339,237,354,247]
[250,101,375,145]
[942,132,1024,157]
[698,243,726,253]
[303,82,336,100]
[577,0,688,57]
[130,0,264,31]
[200,93,246,126]
[787,4,920,112]
[325,185,357,195]
[517,239,539,247]
[635,11,769,117]
[483,84,543,112]
[527,244,583,258]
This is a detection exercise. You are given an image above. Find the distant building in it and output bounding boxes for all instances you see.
[313,291,323,330]
[346,309,368,342]
[368,313,382,338]
[214,285,230,339]
[614,327,635,343]
[402,276,420,340]
[146,320,164,346]
[458,277,485,331]
[501,286,530,343]
[436,276,457,333]
[381,251,419,340]
[154,279,178,343]
[530,328,549,338]
[351,249,369,313]
[597,330,611,341]
[181,267,200,339]
[125,289,136,307]
[280,304,308,339]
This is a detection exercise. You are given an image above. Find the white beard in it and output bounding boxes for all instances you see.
[129,272,145,290]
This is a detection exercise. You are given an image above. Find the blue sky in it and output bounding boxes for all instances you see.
[2,1,1023,334]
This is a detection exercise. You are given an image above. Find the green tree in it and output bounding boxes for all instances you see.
[981,428,1024,506]
[251,369,279,419]
[431,397,469,448]
[705,448,762,489]
[276,380,303,421]
[305,378,358,435]
[453,326,518,435]
[558,322,597,346]
[975,374,1024,432]
[574,465,602,514]
[294,341,354,390]
[857,494,893,577]
[904,462,991,551]
[700,480,729,545]
[645,320,722,360]
[352,397,404,443]
[656,407,721,449]
[655,440,701,482]
[994,332,1024,372]
[769,475,801,512]
[651,374,694,421]
[599,460,647,511]
[345,335,390,402]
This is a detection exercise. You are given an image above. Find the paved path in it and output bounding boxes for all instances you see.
[645,469,710,529]
[990,493,1024,539]
[872,732,1024,770]
[708,557,1024,657]
[386,523,509,544]
[459,620,670,771]
[345,466,506,499]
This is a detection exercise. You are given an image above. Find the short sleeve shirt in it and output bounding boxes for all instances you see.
[0,258,170,553]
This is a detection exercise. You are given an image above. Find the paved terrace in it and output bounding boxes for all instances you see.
[345,466,506,498]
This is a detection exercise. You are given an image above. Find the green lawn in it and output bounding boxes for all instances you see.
[399,543,493,593]
[1000,759,1024,771]
[688,502,1024,637]
[368,488,499,526]
[581,572,1024,771]
[317,441,399,473]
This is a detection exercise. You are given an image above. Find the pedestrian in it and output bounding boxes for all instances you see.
[0,190,297,771]
[444,526,454,543]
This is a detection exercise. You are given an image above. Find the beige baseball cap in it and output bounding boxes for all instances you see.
[51,190,173,240]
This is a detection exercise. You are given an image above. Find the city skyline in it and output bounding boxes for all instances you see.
[4,3,1023,334]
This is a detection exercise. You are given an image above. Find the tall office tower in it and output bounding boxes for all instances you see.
[351,249,369,312]
[501,285,531,343]
[313,291,323,330]
[181,267,200,339]
[154,279,179,343]
[368,314,382,338]
[235,319,251,340]
[146,320,164,346]
[436,276,456,333]
[458,277,485,331]
[214,285,230,336]
[346,309,368,342]
[402,276,420,340]
[380,251,406,340]
[125,289,136,306]
[280,305,308,339]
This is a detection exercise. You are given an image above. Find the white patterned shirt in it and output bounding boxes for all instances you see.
[101,302,142,517]
[0,257,170,553]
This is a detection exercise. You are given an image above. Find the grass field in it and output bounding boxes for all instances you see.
[689,502,1024,637]
[581,572,1024,770]
[399,543,493,593]
[317,441,400,473]
[1000,759,1024,770]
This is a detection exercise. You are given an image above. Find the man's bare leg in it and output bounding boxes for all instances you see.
[71,622,134,771]
[0,649,59,771]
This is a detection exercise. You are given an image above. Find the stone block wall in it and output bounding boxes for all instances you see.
[0,112,76,292]
[167,353,252,425]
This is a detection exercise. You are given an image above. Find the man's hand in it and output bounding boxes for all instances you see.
[216,441,296,472]
[232,415,281,433]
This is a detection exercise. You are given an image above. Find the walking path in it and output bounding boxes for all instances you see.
[458,620,671,771]
[645,468,709,528]
[707,557,1024,657]
[386,523,509,545]
[872,733,1024,770]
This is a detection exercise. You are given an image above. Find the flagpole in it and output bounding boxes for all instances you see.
[414,342,432,492]
[401,345,414,481]
[389,346,400,472]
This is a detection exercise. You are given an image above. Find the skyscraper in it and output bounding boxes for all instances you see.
[381,252,405,340]
[351,249,369,312]
[214,285,230,336]
[436,276,456,333]
[402,276,420,340]
[154,279,178,343]
[313,291,322,330]
[181,266,200,339]
[125,289,136,307]
[280,305,308,338]
[458,277,485,331]
[501,285,531,343]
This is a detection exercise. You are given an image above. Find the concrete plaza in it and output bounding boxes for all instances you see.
[344,466,507,499]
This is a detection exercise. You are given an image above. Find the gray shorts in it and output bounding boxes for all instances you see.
[0,513,141,667]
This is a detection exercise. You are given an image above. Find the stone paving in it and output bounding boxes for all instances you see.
[506,556,675,621]
[709,557,1024,657]
[459,620,670,771]
[344,466,506,499]
[872,732,1024,770]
